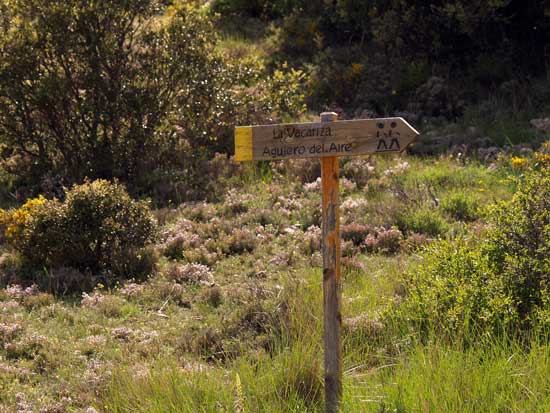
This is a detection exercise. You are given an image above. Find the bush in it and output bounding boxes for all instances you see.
[4,180,157,291]
[1,1,217,190]
[225,229,258,254]
[396,206,448,236]
[387,239,516,339]
[215,0,550,114]
[364,227,403,254]
[441,191,480,221]
[400,232,431,252]
[341,223,373,246]
[486,166,550,325]
[165,262,215,286]
[387,166,550,339]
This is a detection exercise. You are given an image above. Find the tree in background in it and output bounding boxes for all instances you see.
[0,0,307,202]
[214,0,550,112]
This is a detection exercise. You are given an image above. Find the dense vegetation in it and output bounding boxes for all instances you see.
[213,0,550,114]
[0,0,549,412]
[1,0,549,204]
[0,0,306,202]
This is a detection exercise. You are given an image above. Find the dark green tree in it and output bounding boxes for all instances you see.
[0,1,245,195]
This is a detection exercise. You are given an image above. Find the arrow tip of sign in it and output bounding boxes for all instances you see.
[396,117,421,136]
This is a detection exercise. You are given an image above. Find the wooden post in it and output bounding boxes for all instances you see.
[234,112,419,412]
[320,111,342,413]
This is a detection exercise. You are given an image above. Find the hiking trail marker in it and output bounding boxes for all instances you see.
[235,114,419,413]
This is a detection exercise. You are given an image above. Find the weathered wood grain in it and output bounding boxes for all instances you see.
[234,117,419,161]
[320,112,342,413]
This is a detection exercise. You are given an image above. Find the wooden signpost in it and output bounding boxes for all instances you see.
[235,113,419,412]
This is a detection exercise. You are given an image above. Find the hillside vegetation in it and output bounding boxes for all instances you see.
[1,151,550,411]
[0,0,550,412]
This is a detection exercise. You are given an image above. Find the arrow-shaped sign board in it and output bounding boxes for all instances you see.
[234,117,419,162]
[233,112,419,413]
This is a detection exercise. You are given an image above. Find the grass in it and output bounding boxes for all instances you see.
[102,263,550,413]
[343,338,550,412]
[2,154,549,412]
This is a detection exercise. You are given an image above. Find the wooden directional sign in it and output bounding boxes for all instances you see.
[234,117,419,162]
[234,113,419,413]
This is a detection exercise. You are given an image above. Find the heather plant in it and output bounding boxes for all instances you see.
[297,225,321,256]
[164,262,215,286]
[282,159,321,184]
[364,227,403,254]
[341,158,376,187]
[225,229,258,255]
[341,223,373,246]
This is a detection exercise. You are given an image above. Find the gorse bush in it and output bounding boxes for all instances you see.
[0,196,47,245]
[388,166,550,339]
[3,180,157,292]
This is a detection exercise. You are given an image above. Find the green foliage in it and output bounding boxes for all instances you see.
[388,166,550,339]
[387,238,517,339]
[215,0,550,113]
[257,65,307,123]
[352,340,550,413]
[396,206,448,236]
[0,157,542,412]
[486,166,550,325]
[10,180,157,291]
[0,0,307,202]
[440,191,480,221]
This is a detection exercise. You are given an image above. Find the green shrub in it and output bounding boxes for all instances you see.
[386,239,517,340]
[10,180,157,291]
[0,1,307,202]
[441,191,480,221]
[387,166,550,339]
[485,166,550,325]
[0,252,22,287]
[396,206,448,236]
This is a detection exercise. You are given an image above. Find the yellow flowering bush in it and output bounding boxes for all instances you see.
[346,62,364,81]
[2,181,157,292]
[510,156,529,169]
[1,196,46,242]
[0,208,6,241]
[535,152,550,165]
[534,141,550,166]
